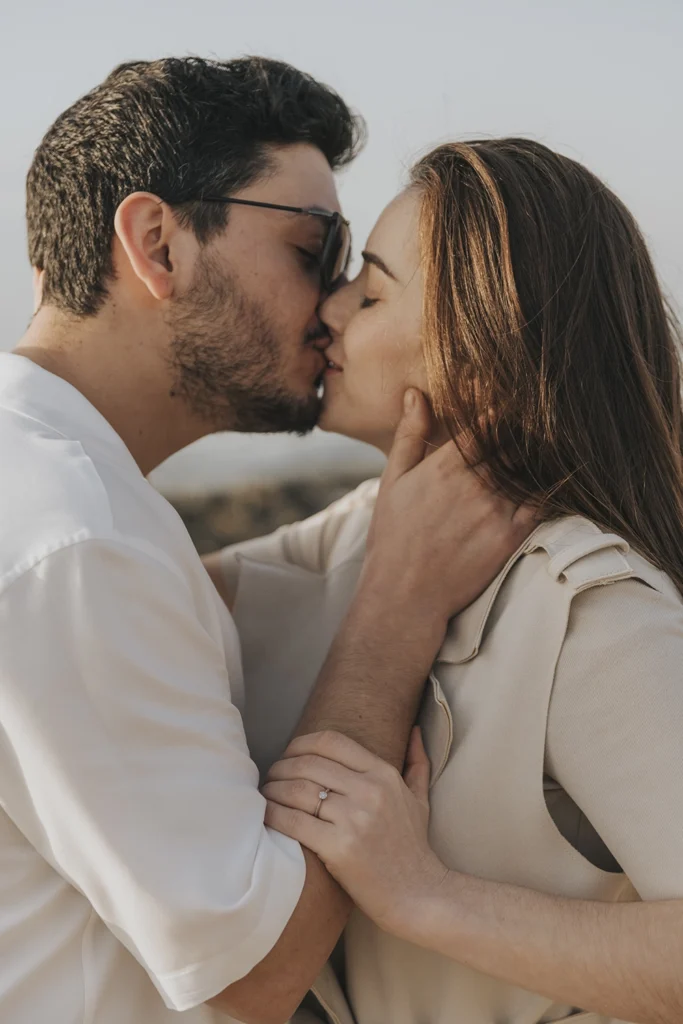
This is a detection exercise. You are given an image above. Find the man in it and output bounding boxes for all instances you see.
[0,56,531,1023]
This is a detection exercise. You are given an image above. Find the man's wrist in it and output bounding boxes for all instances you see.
[356,559,450,647]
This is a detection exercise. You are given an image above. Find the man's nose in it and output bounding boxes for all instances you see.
[311,331,332,353]
[306,318,332,351]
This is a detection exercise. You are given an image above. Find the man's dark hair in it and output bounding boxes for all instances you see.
[26,56,365,316]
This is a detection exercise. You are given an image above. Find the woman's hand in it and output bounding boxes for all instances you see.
[263,727,448,934]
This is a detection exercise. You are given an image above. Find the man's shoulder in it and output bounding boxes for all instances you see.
[0,406,114,589]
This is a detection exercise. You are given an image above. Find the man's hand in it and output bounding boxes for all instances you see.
[363,388,536,628]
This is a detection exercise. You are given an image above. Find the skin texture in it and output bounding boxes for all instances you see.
[318,188,436,455]
[263,191,683,1024]
[18,144,536,1024]
[211,393,534,1024]
[265,728,683,1024]
[24,144,337,475]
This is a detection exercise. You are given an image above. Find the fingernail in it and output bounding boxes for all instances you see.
[404,389,416,412]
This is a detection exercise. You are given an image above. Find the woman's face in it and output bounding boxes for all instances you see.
[319,189,428,453]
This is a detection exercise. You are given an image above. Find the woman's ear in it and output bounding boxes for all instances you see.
[113,192,178,302]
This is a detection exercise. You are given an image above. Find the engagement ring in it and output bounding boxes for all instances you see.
[314,788,329,818]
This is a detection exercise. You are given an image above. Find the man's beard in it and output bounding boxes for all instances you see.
[166,251,324,434]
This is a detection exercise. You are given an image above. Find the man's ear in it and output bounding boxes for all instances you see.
[114,192,182,301]
[32,266,44,313]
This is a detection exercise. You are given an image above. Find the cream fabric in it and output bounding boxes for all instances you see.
[223,480,683,1024]
[0,353,306,1024]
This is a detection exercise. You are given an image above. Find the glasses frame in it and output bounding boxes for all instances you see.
[194,195,351,290]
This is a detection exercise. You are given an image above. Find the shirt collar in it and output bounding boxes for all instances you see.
[0,352,143,478]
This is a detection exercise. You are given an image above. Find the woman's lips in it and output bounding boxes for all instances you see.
[325,356,343,374]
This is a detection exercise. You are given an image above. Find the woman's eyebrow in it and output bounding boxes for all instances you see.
[361,250,399,282]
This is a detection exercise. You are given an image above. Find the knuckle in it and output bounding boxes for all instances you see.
[349,806,375,836]
[296,754,321,776]
[360,778,384,812]
[315,729,342,752]
[319,729,350,758]
[379,761,402,786]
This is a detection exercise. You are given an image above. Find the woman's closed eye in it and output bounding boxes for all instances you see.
[360,296,379,309]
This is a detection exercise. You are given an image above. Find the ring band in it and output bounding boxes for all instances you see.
[314,788,329,818]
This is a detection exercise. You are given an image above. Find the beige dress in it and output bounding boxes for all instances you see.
[220,480,683,1024]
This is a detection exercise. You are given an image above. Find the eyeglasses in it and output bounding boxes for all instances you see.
[194,195,351,291]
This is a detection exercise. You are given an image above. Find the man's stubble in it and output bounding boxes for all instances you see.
[167,249,323,435]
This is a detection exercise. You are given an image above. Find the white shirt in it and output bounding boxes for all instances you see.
[0,353,306,1024]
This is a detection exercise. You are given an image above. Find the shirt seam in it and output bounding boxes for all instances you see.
[0,529,100,596]
[0,530,190,599]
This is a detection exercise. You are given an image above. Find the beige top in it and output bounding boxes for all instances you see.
[221,480,683,1024]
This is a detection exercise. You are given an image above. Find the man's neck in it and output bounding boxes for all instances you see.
[15,306,209,475]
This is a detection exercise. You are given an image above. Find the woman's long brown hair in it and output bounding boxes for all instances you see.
[411,138,683,593]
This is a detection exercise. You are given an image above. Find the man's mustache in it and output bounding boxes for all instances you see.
[305,323,331,345]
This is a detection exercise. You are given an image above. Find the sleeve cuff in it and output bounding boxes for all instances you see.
[153,831,306,1012]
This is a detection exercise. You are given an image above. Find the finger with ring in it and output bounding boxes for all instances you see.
[262,779,337,820]
[314,788,329,818]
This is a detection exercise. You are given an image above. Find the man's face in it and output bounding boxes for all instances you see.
[167,143,341,434]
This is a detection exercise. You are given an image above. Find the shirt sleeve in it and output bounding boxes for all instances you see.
[546,577,683,900]
[0,537,306,1011]
[218,478,380,601]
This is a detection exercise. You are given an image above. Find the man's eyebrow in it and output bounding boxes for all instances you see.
[361,250,398,282]
[298,217,326,243]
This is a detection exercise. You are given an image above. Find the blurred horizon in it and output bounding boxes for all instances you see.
[2,0,681,495]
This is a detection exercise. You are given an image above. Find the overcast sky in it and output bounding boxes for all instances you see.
[1,0,681,492]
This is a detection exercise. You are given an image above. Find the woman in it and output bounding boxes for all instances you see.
[209,139,683,1023]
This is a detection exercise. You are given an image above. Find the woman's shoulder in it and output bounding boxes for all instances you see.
[512,514,683,652]
[438,514,681,666]
[525,514,677,600]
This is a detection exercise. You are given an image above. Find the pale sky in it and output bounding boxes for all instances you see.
[1,0,681,494]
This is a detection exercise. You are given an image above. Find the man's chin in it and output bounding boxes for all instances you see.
[229,390,323,435]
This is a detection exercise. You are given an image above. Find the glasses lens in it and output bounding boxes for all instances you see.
[321,216,350,289]
[333,220,351,283]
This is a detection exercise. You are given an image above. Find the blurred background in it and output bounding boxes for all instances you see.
[2,0,682,549]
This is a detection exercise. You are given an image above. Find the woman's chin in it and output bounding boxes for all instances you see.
[318,402,390,454]
[319,395,362,442]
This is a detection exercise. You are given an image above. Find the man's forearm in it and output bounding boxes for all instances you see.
[210,849,349,1024]
[402,871,683,1024]
[296,571,447,767]
[213,578,446,1023]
